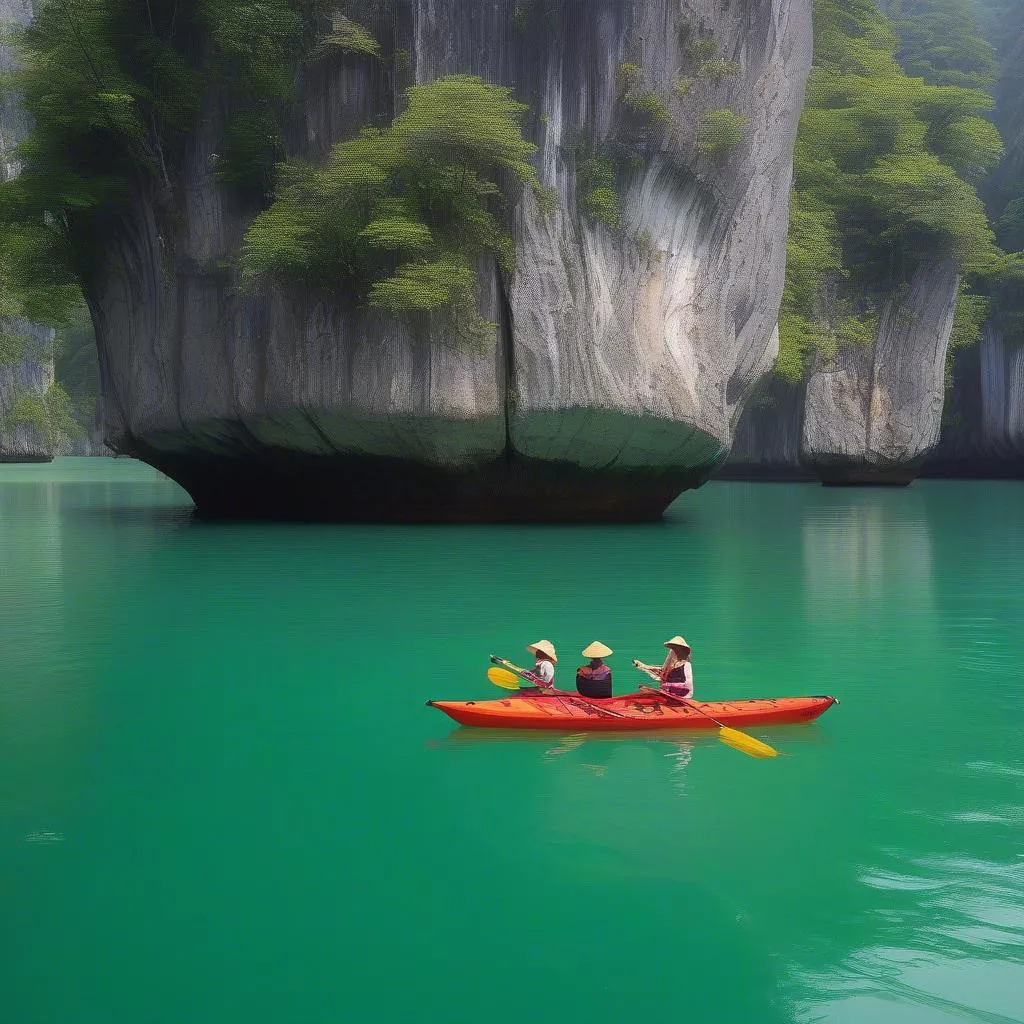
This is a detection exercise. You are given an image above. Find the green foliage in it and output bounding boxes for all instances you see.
[0,215,80,364]
[0,0,334,298]
[0,332,23,365]
[571,140,620,229]
[695,109,749,154]
[617,64,671,129]
[674,76,695,99]
[690,38,717,60]
[5,382,82,447]
[777,198,879,382]
[623,90,671,125]
[242,76,548,347]
[943,283,991,387]
[995,198,1024,252]
[582,188,621,229]
[777,0,1004,379]
[698,58,741,81]
[987,253,1024,346]
[316,14,381,58]
[617,63,641,89]
[882,0,998,89]
[915,86,1003,183]
[949,285,989,350]
[54,303,100,429]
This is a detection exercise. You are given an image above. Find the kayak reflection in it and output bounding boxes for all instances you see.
[432,727,719,793]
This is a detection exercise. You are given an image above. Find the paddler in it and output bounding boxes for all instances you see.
[521,639,557,691]
[634,635,694,698]
[575,642,614,698]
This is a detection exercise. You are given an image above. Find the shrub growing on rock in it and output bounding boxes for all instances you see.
[242,75,553,348]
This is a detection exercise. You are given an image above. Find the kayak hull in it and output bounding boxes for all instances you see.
[428,692,838,731]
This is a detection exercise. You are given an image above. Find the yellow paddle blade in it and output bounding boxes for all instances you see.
[718,727,778,759]
[487,666,522,690]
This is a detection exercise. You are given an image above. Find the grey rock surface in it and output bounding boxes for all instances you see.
[928,324,1024,476]
[0,0,56,462]
[0,323,55,461]
[716,365,811,479]
[84,0,812,519]
[800,260,960,483]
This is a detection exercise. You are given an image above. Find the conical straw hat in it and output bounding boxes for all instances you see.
[663,635,691,651]
[582,641,613,658]
[526,639,557,663]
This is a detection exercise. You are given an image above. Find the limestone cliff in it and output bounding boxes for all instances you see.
[85,0,812,520]
[0,321,55,460]
[800,261,961,484]
[928,325,1024,476]
[929,12,1024,479]
[717,369,810,479]
[0,0,54,462]
[723,260,961,483]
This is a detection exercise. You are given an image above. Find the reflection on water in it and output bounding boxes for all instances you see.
[802,489,935,624]
[2,466,1022,1024]
[789,748,1024,1023]
[433,726,714,796]
[0,463,189,840]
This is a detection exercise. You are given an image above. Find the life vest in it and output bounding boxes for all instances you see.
[576,663,612,698]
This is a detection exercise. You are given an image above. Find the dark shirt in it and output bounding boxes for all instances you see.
[575,663,613,699]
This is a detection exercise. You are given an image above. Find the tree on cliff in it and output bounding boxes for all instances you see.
[0,0,337,295]
[776,0,1004,381]
[882,0,998,88]
[241,75,554,348]
[0,4,547,351]
[886,0,1024,346]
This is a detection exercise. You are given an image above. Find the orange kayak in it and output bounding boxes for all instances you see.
[427,691,838,731]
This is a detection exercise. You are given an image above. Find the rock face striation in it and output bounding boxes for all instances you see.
[928,325,1024,477]
[800,260,960,484]
[928,17,1024,480]
[0,0,56,462]
[717,371,810,479]
[85,0,812,520]
[723,260,962,484]
[0,322,55,461]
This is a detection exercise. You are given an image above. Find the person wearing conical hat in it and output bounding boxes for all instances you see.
[520,639,557,692]
[575,641,614,699]
[634,637,695,697]
[656,636,694,698]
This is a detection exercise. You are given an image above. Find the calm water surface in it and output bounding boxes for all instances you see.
[1,459,1022,1023]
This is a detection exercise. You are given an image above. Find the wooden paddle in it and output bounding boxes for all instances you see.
[632,664,778,759]
[487,657,629,720]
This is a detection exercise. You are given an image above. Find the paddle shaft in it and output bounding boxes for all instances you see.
[637,682,729,729]
[490,656,629,720]
[630,667,779,759]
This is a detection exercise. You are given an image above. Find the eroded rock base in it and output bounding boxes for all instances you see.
[816,465,918,487]
[133,443,719,523]
[919,458,1024,479]
[0,453,53,464]
[713,463,816,482]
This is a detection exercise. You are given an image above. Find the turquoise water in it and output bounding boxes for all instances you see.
[1,459,1022,1023]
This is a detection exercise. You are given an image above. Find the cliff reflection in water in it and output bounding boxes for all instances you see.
[789,484,1022,1023]
[801,488,935,628]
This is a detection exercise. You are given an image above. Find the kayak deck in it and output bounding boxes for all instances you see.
[428,691,837,731]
